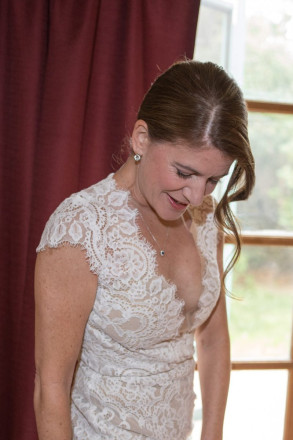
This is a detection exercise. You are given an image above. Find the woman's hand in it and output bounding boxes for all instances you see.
[34,245,97,439]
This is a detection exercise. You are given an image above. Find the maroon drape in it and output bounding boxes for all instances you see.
[0,1,200,438]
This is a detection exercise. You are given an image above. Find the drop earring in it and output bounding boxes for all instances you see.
[133,153,141,162]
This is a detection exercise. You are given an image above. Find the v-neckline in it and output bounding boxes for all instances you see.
[110,173,207,328]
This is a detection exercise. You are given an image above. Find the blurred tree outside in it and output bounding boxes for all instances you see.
[231,1,293,359]
[237,113,293,232]
[193,3,293,437]
[195,0,293,360]
[229,246,293,359]
[237,0,293,231]
[243,0,293,102]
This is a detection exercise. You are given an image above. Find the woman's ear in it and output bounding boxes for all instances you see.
[131,120,150,156]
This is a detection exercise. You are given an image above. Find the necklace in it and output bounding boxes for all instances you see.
[137,210,169,257]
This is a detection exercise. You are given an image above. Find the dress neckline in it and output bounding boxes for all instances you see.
[108,173,207,328]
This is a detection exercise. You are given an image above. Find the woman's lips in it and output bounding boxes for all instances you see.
[167,194,188,211]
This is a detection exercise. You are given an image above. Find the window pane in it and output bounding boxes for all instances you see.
[227,245,293,360]
[244,0,293,103]
[237,112,293,231]
[192,370,288,440]
[195,0,293,103]
[194,3,232,69]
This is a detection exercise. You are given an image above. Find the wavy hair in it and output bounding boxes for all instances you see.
[137,59,255,293]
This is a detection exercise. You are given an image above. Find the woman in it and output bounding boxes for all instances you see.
[34,60,255,440]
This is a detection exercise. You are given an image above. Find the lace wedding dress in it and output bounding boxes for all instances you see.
[37,173,221,440]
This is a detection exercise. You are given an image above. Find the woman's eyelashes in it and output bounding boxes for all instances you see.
[176,169,192,179]
[176,169,221,185]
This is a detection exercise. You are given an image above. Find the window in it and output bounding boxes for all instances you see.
[193,1,293,439]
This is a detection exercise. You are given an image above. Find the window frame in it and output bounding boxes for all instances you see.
[226,97,293,440]
[195,1,293,436]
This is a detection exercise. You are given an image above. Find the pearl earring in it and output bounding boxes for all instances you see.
[133,153,141,162]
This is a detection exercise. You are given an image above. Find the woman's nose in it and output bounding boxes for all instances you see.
[182,179,206,206]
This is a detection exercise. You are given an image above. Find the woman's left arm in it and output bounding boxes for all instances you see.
[195,232,231,440]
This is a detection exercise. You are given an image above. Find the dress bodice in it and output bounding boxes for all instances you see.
[37,173,221,440]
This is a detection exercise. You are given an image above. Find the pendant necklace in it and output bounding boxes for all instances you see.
[137,210,169,257]
[131,152,169,256]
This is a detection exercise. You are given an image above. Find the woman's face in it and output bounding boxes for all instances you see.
[133,134,233,221]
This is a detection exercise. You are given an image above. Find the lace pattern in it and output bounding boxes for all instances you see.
[37,173,221,440]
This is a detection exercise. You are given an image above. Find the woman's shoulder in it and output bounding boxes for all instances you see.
[36,173,127,253]
[62,172,116,207]
[46,173,122,219]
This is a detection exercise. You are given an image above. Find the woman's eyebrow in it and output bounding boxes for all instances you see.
[174,162,229,178]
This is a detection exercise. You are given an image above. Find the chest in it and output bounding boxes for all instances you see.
[91,207,220,349]
[155,225,204,314]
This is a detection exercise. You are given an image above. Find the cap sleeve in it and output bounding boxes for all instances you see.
[36,192,105,275]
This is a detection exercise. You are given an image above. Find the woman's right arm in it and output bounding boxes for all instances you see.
[34,245,97,439]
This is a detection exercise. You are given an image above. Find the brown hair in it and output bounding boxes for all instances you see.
[138,59,255,293]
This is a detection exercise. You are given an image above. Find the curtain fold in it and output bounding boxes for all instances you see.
[0,1,200,438]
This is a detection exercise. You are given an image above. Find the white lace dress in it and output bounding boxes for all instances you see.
[37,173,221,440]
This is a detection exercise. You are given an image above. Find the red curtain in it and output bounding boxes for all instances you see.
[0,1,200,438]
